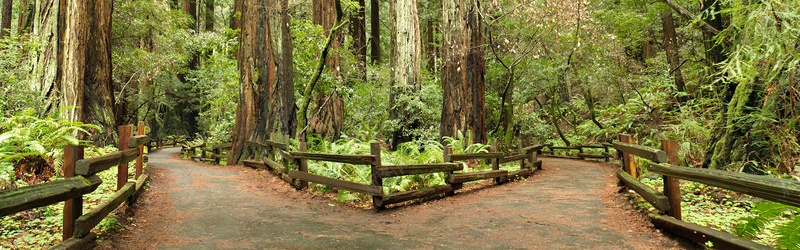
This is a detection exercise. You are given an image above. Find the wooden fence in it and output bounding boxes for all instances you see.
[0,123,151,249]
[182,142,232,164]
[240,135,542,208]
[612,133,798,249]
[539,143,614,162]
[148,135,189,150]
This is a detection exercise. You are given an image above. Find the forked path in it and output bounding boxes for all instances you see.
[100,147,695,249]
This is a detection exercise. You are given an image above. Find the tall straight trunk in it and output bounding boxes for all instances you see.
[205,0,214,31]
[229,0,295,164]
[31,0,61,112]
[1,0,11,39]
[60,0,89,123]
[425,19,435,71]
[351,0,366,80]
[389,0,422,148]
[186,0,197,31]
[313,0,339,75]
[307,0,344,140]
[229,0,259,165]
[440,0,486,144]
[18,0,32,35]
[83,0,115,144]
[369,0,380,65]
[661,11,687,103]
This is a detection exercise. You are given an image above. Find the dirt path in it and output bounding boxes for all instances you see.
[99,148,696,249]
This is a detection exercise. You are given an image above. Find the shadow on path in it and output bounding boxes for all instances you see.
[100,148,696,249]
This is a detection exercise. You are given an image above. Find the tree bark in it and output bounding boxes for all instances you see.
[205,0,214,31]
[31,0,61,113]
[229,0,296,164]
[661,11,687,103]
[1,0,11,39]
[60,0,89,123]
[389,0,422,149]
[440,0,486,144]
[351,0,366,80]
[307,0,344,140]
[83,0,116,144]
[229,0,259,165]
[369,0,380,65]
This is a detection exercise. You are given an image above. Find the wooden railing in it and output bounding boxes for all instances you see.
[240,135,542,208]
[0,123,151,249]
[539,143,614,162]
[182,142,232,164]
[612,133,798,249]
[149,135,189,150]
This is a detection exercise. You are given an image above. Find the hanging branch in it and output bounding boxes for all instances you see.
[297,0,348,141]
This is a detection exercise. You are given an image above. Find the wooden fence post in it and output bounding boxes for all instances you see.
[213,146,221,165]
[443,146,458,195]
[62,145,84,240]
[370,142,382,207]
[661,140,682,220]
[136,122,145,179]
[492,140,501,183]
[298,142,308,189]
[619,133,637,179]
[118,125,132,191]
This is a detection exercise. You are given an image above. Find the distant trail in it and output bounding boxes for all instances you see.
[99,147,694,249]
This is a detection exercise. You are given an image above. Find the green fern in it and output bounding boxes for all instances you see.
[734,201,800,249]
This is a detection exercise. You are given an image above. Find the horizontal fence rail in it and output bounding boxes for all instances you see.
[0,123,152,249]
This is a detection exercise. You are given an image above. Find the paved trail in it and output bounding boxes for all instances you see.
[100,147,694,249]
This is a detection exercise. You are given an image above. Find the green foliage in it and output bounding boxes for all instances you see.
[0,111,98,173]
[0,34,45,116]
[734,202,800,249]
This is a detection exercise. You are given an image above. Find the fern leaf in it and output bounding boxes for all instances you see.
[734,202,793,238]
[776,217,800,250]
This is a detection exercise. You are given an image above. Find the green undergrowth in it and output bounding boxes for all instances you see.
[626,175,799,248]
[301,134,497,204]
[1,147,144,249]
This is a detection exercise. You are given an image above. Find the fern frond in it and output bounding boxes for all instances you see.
[776,217,800,250]
[734,202,795,238]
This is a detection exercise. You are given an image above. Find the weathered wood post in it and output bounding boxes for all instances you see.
[370,142,382,207]
[62,145,84,240]
[118,125,132,191]
[618,133,637,179]
[443,146,458,195]
[661,140,682,220]
[492,140,502,183]
[213,146,221,165]
[136,122,145,179]
[298,142,308,189]
[516,139,526,169]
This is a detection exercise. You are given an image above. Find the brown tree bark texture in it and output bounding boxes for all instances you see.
[389,0,422,148]
[370,0,380,65]
[229,0,259,165]
[660,11,687,103]
[440,0,486,144]
[0,0,11,39]
[83,0,116,144]
[60,0,89,123]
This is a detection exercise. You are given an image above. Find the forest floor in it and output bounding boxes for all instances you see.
[97,147,698,249]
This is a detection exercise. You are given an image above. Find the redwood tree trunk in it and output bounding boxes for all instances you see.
[440,0,486,144]
[0,0,11,39]
[389,0,422,148]
[351,0,367,80]
[60,0,89,123]
[370,0,380,65]
[205,0,214,31]
[83,0,116,144]
[229,0,259,165]
[661,11,687,103]
[308,0,344,140]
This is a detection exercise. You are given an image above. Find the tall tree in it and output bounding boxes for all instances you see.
[389,0,422,148]
[350,0,367,80]
[660,11,687,103]
[229,0,296,164]
[205,0,214,31]
[0,0,11,39]
[306,0,345,140]
[31,0,61,112]
[83,0,116,144]
[440,0,486,144]
[369,0,380,65]
[60,0,89,123]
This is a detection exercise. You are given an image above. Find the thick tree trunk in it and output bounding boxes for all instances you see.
[1,0,11,39]
[440,0,486,144]
[83,0,116,144]
[229,0,259,165]
[60,0,89,123]
[313,0,340,75]
[351,0,366,80]
[370,0,380,65]
[389,0,422,149]
[661,11,687,103]
[307,0,344,140]
[229,0,295,164]
[424,19,436,72]
[31,0,61,112]
[205,0,214,31]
